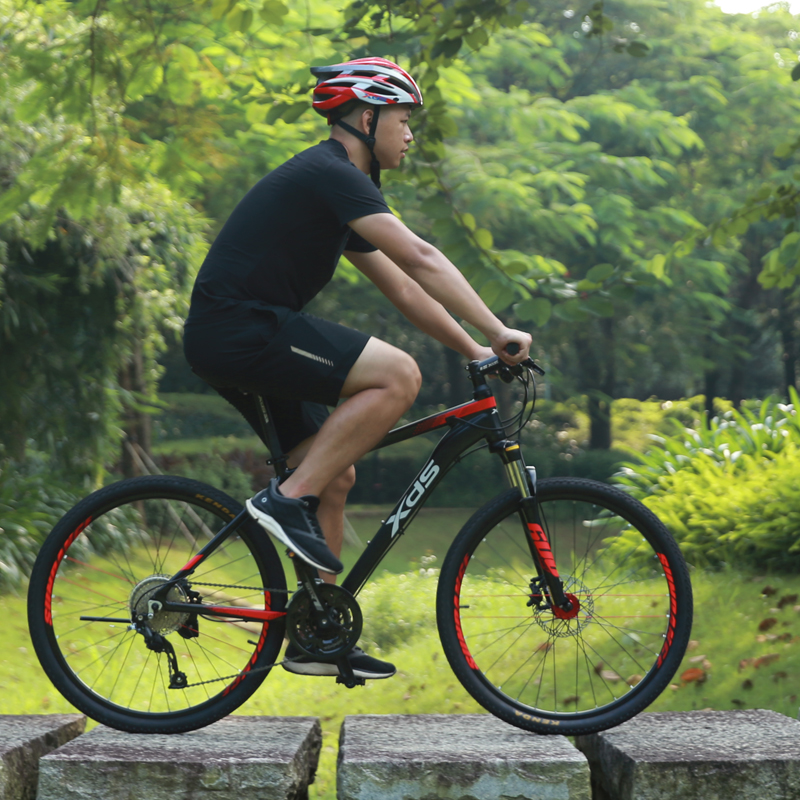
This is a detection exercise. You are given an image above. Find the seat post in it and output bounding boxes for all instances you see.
[253,395,290,480]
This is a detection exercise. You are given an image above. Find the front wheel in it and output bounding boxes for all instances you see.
[437,478,692,736]
[28,476,287,733]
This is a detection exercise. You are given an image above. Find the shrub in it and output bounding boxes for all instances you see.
[0,456,77,591]
[616,388,800,499]
[614,389,800,571]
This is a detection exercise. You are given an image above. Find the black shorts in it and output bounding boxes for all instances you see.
[183,303,370,453]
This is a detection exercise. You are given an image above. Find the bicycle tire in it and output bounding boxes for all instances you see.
[436,477,692,735]
[28,475,287,734]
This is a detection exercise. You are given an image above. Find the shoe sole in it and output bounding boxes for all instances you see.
[245,499,342,575]
[281,661,396,680]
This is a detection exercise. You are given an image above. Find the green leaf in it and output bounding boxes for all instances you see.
[503,260,529,276]
[461,213,476,232]
[553,299,589,322]
[626,41,649,58]
[465,28,489,49]
[259,0,289,23]
[127,61,163,101]
[648,253,666,279]
[587,263,615,282]
[792,62,800,81]
[582,296,614,317]
[211,0,236,19]
[281,103,308,123]
[473,228,493,249]
[228,5,254,31]
[515,297,552,326]
[431,37,463,60]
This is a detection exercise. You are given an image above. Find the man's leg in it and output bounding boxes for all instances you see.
[285,435,356,585]
[278,337,421,501]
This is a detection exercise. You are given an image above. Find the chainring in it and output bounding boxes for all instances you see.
[285,583,362,660]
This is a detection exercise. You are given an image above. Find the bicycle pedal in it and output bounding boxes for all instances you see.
[336,675,366,688]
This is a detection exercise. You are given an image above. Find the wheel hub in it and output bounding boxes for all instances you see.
[129,575,189,634]
[532,578,593,637]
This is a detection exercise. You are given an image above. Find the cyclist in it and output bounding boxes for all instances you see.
[183,57,531,681]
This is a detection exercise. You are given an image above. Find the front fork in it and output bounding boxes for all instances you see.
[493,440,571,610]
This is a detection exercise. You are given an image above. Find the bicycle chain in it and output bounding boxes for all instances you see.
[189,581,290,594]
[177,580,291,687]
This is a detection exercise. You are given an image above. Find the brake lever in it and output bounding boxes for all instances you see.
[504,343,545,376]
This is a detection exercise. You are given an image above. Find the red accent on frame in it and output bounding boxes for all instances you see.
[44,517,93,626]
[413,397,497,435]
[181,553,204,573]
[223,590,275,696]
[527,524,560,578]
[201,606,286,621]
[656,553,677,668]
[454,553,478,670]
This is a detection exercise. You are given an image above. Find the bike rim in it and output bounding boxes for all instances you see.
[455,493,678,719]
[44,490,278,717]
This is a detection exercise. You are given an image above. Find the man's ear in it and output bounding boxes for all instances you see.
[360,107,374,135]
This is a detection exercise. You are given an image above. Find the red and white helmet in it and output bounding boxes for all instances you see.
[311,58,423,119]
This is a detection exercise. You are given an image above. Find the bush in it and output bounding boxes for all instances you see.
[616,388,800,498]
[0,456,78,591]
[614,389,800,571]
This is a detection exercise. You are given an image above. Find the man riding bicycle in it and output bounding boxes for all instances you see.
[183,57,532,681]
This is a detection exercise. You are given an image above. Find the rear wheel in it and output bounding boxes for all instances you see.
[28,476,287,733]
[437,478,692,735]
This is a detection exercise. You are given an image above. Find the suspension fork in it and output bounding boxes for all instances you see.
[491,440,571,610]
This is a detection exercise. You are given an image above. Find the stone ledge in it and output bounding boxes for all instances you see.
[575,709,800,800]
[38,716,321,800]
[337,713,590,800]
[0,714,85,800]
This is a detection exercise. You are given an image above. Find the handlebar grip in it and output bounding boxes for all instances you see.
[506,342,520,356]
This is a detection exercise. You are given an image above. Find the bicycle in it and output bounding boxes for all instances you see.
[27,351,692,735]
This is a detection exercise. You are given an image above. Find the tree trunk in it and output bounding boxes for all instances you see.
[578,318,615,450]
[704,370,718,419]
[778,290,798,399]
[120,342,152,478]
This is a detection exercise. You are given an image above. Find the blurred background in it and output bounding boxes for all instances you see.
[2,0,800,795]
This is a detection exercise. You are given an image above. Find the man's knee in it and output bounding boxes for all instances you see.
[393,352,422,406]
[321,465,357,502]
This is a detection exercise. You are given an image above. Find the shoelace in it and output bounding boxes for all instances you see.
[300,496,326,541]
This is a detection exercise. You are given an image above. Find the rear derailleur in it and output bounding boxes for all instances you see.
[136,623,188,689]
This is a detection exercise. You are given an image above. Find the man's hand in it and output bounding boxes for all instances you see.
[488,328,532,365]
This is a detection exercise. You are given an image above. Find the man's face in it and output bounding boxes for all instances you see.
[372,105,414,169]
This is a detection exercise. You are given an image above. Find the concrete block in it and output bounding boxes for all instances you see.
[337,713,590,800]
[38,716,321,800]
[575,709,800,800]
[0,714,85,800]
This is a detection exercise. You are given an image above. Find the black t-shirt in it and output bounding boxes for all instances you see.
[188,139,391,318]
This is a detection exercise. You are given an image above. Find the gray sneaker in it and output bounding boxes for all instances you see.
[246,478,343,574]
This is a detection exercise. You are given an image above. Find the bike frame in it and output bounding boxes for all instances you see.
[156,360,568,622]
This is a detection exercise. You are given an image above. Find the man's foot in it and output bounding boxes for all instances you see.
[282,643,396,679]
[246,478,343,574]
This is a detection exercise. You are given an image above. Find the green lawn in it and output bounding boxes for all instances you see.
[9,509,800,800]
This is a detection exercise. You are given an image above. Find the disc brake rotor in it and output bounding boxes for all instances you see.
[532,577,594,638]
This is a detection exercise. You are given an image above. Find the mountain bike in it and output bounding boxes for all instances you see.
[27,351,692,735]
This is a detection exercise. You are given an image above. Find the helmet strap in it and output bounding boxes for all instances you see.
[333,106,382,189]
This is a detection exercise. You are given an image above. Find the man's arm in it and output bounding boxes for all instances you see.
[344,249,490,361]
[348,212,531,361]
